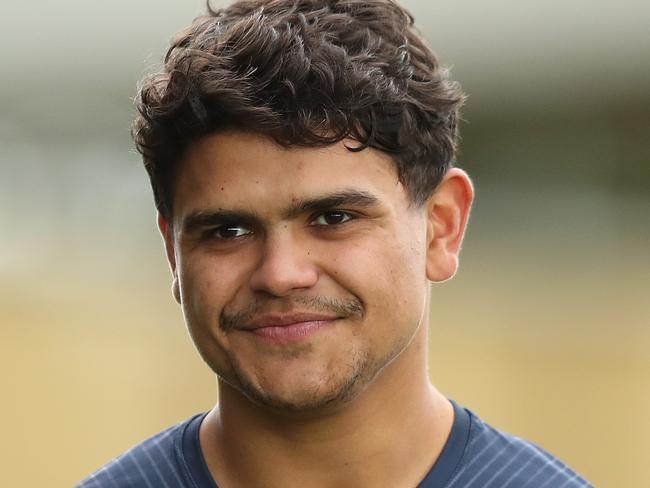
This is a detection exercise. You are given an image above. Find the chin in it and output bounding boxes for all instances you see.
[225,353,375,413]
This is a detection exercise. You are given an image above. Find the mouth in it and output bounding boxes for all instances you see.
[240,313,341,343]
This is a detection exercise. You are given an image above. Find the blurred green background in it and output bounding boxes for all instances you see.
[1,0,648,486]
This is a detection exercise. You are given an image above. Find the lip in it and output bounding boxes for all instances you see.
[240,313,340,343]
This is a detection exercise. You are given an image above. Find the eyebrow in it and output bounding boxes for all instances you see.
[180,189,380,233]
[283,189,380,220]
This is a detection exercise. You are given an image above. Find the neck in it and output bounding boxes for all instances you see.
[200,321,454,488]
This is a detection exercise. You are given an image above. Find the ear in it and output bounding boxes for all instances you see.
[425,168,474,282]
[158,213,181,304]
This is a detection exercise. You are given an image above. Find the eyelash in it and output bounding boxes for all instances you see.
[203,210,356,241]
[310,210,355,226]
[204,225,252,241]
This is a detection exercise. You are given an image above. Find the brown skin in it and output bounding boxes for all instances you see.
[159,131,474,487]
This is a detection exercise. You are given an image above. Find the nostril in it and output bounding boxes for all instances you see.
[249,239,319,297]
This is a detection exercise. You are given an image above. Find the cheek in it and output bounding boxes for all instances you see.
[324,231,428,328]
[176,255,251,377]
[178,254,246,335]
[179,261,216,320]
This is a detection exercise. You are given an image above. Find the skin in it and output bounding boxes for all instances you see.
[159,130,474,488]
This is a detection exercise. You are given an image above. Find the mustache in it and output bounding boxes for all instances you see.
[220,295,364,332]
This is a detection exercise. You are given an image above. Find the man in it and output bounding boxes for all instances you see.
[78,0,592,486]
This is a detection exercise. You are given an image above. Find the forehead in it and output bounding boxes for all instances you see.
[172,130,405,220]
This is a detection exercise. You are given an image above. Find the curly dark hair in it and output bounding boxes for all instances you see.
[133,0,465,219]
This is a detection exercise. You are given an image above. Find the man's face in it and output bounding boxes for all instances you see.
[163,131,432,411]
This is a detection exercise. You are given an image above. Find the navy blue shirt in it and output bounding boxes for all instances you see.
[77,401,593,487]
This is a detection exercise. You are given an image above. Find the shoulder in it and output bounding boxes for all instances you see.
[75,414,204,488]
[448,408,593,488]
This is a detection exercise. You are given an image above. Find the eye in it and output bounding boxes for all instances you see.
[207,225,252,240]
[312,211,353,226]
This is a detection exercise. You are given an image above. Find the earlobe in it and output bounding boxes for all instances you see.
[425,168,474,282]
[172,276,181,304]
[157,213,181,304]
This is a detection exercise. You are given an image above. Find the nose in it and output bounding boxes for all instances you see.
[249,229,319,297]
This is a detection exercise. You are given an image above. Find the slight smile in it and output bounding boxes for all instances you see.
[242,313,341,343]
